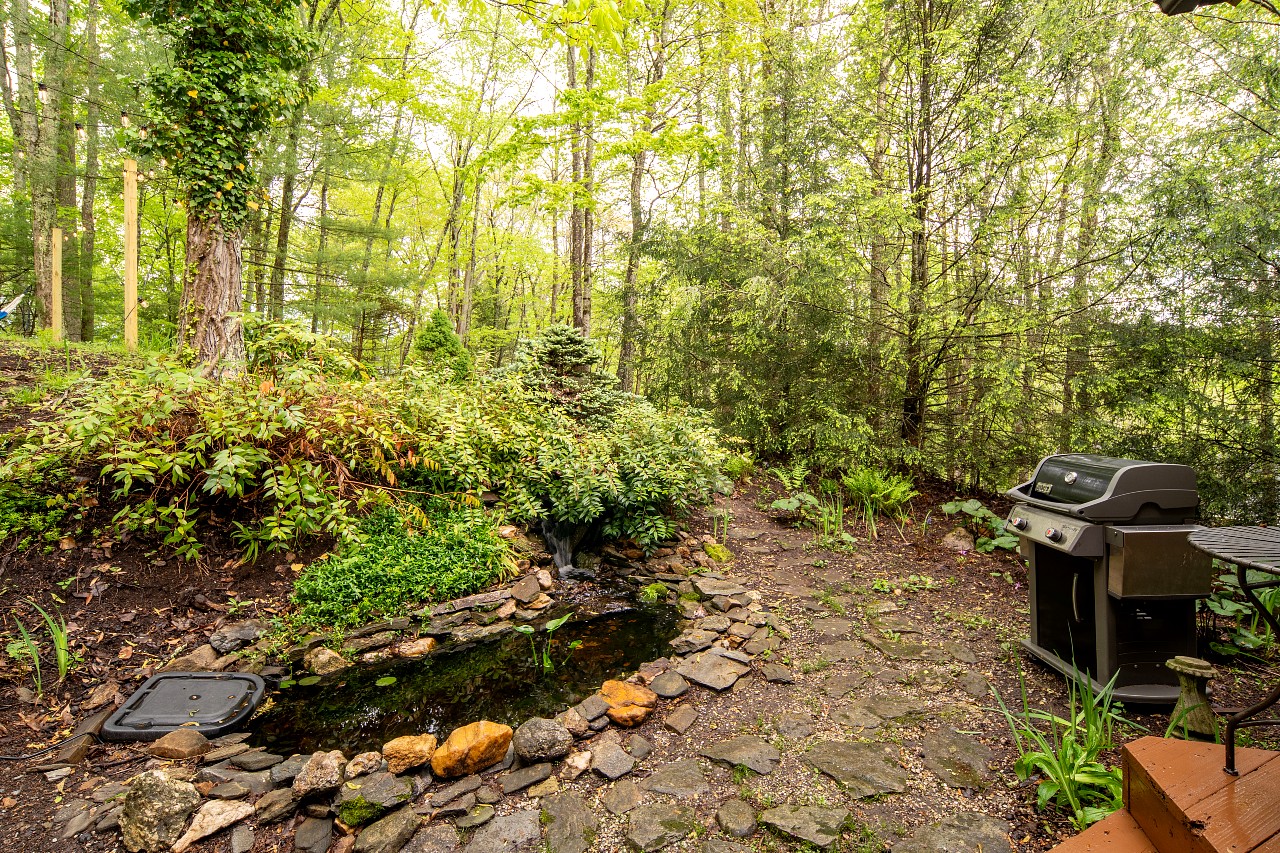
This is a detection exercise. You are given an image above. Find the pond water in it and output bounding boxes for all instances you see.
[249,594,679,755]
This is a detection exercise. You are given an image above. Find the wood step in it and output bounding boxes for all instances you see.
[1049,809,1157,853]
[1124,735,1280,853]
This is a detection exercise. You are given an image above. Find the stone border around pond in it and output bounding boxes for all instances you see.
[63,527,811,853]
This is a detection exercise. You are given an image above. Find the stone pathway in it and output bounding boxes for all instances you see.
[53,495,1029,853]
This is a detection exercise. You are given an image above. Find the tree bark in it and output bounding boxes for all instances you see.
[78,0,100,341]
[179,215,246,368]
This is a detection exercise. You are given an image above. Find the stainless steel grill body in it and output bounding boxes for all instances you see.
[1006,454,1212,703]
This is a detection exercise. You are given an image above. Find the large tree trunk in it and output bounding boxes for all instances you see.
[179,216,246,368]
[311,170,328,333]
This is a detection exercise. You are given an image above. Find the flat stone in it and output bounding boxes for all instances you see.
[601,779,643,815]
[232,769,274,794]
[208,781,250,800]
[460,808,540,853]
[430,589,511,616]
[775,713,814,739]
[943,642,979,664]
[498,762,552,795]
[627,803,698,851]
[676,649,751,691]
[203,743,251,763]
[344,631,397,654]
[865,635,929,660]
[396,637,439,658]
[703,841,753,853]
[872,615,922,635]
[560,751,592,780]
[954,672,989,699]
[510,574,541,604]
[697,615,731,633]
[57,707,113,765]
[760,804,849,848]
[822,640,865,662]
[664,705,698,734]
[513,717,574,762]
[812,618,853,638]
[455,805,495,829]
[171,799,254,853]
[429,793,475,819]
[761,663,794,684]
[640,758,709,798]
[294,817,333,853]
[346,751,386,780]
[670,629,719,655]
[716,799,756,838]
[829,706,883,732]
[231,749,283,771]
[527,777,560,797]
[649,671,689,698]
[431,775,482,807]
[743,635,782,655]
[693,578,747,597]
[230,825,256,853]
[148,729,210,760]
[403,823,461,853]
[823,674,866,699]
[92,781,130,803]
[591,741,635,780]
[475,785,502,804]
[270,753,308,785]
[573,694,609,722]
[209,620,268,654]
[803,741,908,798]
[700,736,780,775]
[542,791,598,853]
[863,693,927,720]
[920,730,993,789]
[892,811,1011,853]
[335,771,412,826]
[626,734,653,761]
[254,787,297,823]
[164,644,221,672]
[353,807,422,853]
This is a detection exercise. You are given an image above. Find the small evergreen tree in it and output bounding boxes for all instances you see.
[413,310,471,380]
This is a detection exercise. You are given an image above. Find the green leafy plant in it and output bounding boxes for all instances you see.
[292,503,515,629]
[640,583,669,603]
[993,666,1126,830]
[941,498,1019,552]
[842,468,917,539]
[514,611,577,673]
[770,461,811,492]
[1203,569,1279,656]
[30,602,73,683]
[5,623,42,696]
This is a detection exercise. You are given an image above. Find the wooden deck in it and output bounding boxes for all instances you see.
[1050,736,1280,853]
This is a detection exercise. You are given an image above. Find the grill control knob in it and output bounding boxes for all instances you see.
[1064,471,1078,484]
[1010,516,1027,531]
[1045,527,1064,543]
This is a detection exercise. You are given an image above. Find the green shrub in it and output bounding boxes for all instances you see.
[412,309,471,381]
[941,498,1019,552]
[842,468,917,519]
[293,503,515,628]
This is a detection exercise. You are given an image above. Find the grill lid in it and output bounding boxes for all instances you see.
[1007,453,1198,522]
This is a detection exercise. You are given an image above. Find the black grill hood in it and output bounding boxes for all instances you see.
[1007,453,1198,523]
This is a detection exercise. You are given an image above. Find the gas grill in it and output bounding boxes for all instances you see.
[1006,454,1213,703]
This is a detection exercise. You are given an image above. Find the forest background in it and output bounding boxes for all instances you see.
[2,0,1278,524]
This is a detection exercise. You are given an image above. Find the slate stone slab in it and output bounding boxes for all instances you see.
[919,730,992,789]
[823,674,866,699]
[863,693,927,721]
[404,823,461,853]
[760,804,849,848]
[294,817,333,853]
[639,758,709,798]
[461,808,541,853]
[602,779,643,815]
[693,579,748,598]
[761,663,794,684]
[627,803,698,851]
[230,750,283,771]
[353,807,421,853]
[865,635,929,660]
[821,640,865,662]
[591,742,636,780]
[811,618,853,639]
[455,805,495,829]
[715,799,756,838]
[431,776,482,807]
[829,706,883,732]
[942,642,978,664]
[891,812,1011,853]
[574,695,609,722]
[649,672,689,698]
[803,741,908,798]
[699,736,780,775]
[703,841,753,853]
[670,630,719,655]
[542,791,598,853]
[676,649,751,691]
[775,713,814,739]
[498,763,552,795]
[664,705,698,734]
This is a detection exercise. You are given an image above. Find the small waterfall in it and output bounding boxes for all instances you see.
[539,519,596,580]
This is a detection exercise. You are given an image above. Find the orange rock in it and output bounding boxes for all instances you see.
[382,734,437,775]
[600,680,658,727]
[430,721,513,778]
[394,637,438,658]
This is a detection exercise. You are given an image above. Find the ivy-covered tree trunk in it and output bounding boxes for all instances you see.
[180,216,245,368]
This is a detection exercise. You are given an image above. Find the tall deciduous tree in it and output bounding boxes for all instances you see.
[126,0,317,367]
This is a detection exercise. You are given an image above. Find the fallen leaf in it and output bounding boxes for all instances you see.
[117,646,134,661]
[59,536,75,550]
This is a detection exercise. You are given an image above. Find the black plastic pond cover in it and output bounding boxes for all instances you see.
[101,673,266,741]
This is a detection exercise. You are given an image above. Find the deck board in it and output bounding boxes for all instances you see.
[1187,754,1280,853]
[1049,810,1158,853]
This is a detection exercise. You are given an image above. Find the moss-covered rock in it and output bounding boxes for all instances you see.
[703,542,733,564]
